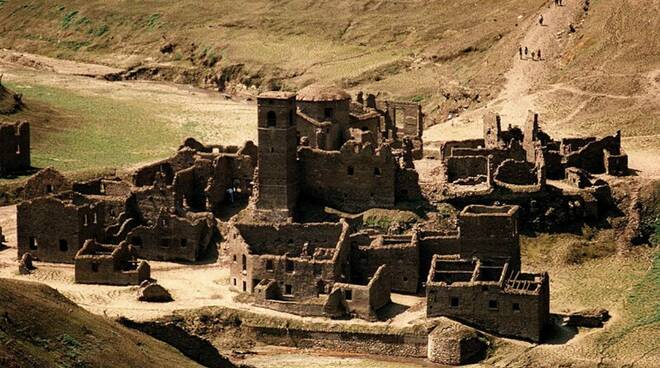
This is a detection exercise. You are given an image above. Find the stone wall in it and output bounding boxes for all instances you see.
[446,156,488,183]
[17,193,106,263]
[126,210,215,262]
[228,221,350,300]
[352,236,419,294]
[299,141,397,212]
[0,121,30,176]
[23,167,71,200]
[458,205,520,269]
[74,240,150,285]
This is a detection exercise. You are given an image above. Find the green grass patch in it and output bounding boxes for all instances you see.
[89,24,109,37]
[5,82,182,172]
[61,10,79,29]
[146,13,160,29]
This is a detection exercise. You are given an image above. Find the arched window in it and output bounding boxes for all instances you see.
[267,111,277,127]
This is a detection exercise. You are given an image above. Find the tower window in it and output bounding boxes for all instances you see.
[347,166,354,176]
[286,259,294,273]
[289,109,295,126]
[373,167,381,176]
[324,108,334,119]
[59,239,68,252]
[91,262,99,272]
[344,289,352,301]
[488,300,498,310]
[242,254,247,271]
[285,284,293,296]
[29,236,38,250]
[450,297,459,307]
[267,111,277,127]
[266,259,274,271]
[513,303,521,312]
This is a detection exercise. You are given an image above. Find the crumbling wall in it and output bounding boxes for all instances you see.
[228,221,349,299]
[126,210,215,262]
[446,156,488,183]
[0,121,30,176]
[23,167,71,199]
[439,139,484,161]
[458,205,520,269]
[17,194,106,263]
[75,240,150,285]
[353,237,419,294]
[493,160,538,186]
[376,100,423,138]
[299,141,396,212]
[330,265,391,321]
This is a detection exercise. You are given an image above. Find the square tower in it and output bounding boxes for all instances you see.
[255,92,299,218]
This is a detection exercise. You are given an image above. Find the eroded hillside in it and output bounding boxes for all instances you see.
[0,278,209,368]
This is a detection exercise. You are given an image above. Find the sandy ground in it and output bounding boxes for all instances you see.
[423,3,660,178]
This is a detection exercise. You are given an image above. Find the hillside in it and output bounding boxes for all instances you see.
[0,278,209,368]
[0,0,546,116]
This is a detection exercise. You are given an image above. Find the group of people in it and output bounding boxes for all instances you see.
[553,0,564,6]
[519,46,542,61]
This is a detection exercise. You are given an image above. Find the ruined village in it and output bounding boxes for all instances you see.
[0,81,635,365]
[0,1,658,367]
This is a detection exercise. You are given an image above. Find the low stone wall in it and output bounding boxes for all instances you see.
[250,326,428,358]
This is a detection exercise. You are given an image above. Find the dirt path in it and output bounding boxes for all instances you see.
[425,2,585,140]
[0,49,123,77]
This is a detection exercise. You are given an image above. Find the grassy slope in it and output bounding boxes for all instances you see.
[3,81,179,171]
[0,278,203,368]
[514,232,660,367]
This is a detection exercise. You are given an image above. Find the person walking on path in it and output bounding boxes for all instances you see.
[519,46,523,59]
[531,51,536,61]
[524,46,529,57]
[539,14,544,26]
[537,49,542,60]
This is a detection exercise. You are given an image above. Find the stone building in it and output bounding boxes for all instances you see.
[226,220,393,320]
[17,192,107,263]
[435,111,628,194]
[22,167,71,200]
[522,111,628,178]
[75,240,150,285]
[0,121,30,176]
[133,139,256,213]
[251,86,424,216]
[349,232,420,294]
[426,255,549,342]
[126,209,216,262]
[253,92,299,220]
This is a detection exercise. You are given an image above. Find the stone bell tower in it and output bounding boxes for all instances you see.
[254,91,299,219]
